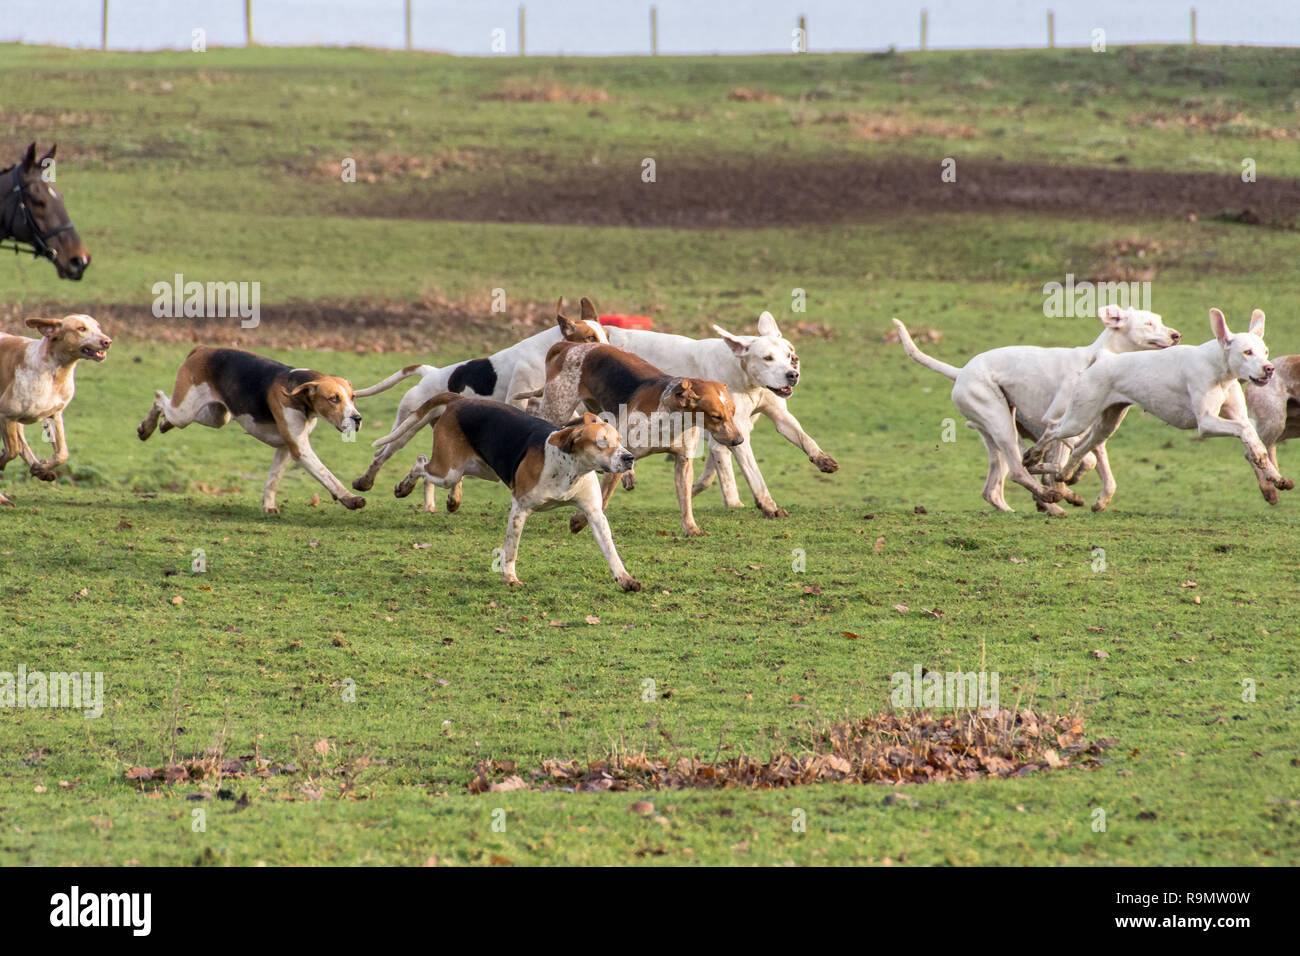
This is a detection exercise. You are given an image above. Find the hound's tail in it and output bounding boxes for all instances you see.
[891,318,960,381]
[371,391,461,449]
[355,364,435,398]
[511,385,543,402]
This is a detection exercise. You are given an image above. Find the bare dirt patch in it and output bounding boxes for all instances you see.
[468,709,1114,793]
[347,157,1300,229]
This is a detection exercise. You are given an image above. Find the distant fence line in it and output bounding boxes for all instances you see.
[92,2,1208,55]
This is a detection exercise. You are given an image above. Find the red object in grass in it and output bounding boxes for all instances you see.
[598,313,653,330]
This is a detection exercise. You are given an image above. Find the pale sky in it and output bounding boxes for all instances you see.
[5,0,1296,54]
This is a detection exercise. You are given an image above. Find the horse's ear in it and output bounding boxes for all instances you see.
[39,144,56,165]
[21,143,37,170]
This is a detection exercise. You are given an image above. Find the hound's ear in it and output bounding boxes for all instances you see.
[548,425,579,454]
[25,317,61,337]
[580,297,599,322]
[1209,308,1231,346]
[755,311,780,338]
[289,380,322,399]
[21,142,37,171]
[1249,309,1266,337]
[1098,304,1125,327]
[581,412,601,425]
[711,324,749,356]
[672,379,700,406]
[555,311,577,335]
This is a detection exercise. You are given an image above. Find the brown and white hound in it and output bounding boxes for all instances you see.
[0,314,111,505]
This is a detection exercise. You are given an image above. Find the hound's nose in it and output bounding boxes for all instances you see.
[1264,364,1275,377]
[351,414,363,427]
[1169,331,1180,343]
[786,370,799,384]
[619,452,635,468]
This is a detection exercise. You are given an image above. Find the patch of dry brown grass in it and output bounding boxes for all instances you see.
[484,76,610,104]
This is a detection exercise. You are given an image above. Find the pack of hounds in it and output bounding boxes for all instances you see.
[1,298,834,592]
[3,299,1296,592]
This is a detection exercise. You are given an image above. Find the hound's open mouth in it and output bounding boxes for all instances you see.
[768,385,794,398]
[1252,373,1272,385]
[81,346,108,361]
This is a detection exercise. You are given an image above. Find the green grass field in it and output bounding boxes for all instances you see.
[1,43,1298,866]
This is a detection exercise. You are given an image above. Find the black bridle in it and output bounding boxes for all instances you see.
[0,165,77,261]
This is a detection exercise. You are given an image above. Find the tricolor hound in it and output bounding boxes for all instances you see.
[137,347,365,513]
[384,394,641,591]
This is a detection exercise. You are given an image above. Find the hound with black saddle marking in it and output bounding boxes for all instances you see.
[532,342,744,537]
[351,298,608,501]
[0,314,111,506]
[385,393,641,591]
[137,347,365,513]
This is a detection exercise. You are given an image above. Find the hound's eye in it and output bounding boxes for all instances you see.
[1244,349,1253,356]
[764,355,774,361]
[597,438,609,448]
[330,395,341,403]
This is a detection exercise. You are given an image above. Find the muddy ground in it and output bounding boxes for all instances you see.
[348,157,1300,229]
[10,156,1297,350]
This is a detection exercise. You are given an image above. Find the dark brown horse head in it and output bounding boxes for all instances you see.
[3,143,90,280]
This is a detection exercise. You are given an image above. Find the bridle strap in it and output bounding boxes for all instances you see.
[0,165,76,260]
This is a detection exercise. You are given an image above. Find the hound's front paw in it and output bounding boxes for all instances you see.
[262,504,281,515]
[0,492,14,507]
[619,576,643,593]
[339,494,366,510]
[1036,486,1064,505]
[812,453,838,474]
[30,464,58,482]
[761,506,790,519]
[1273,475,1294,491]
[503,574,522,587]
[352,474,374,492]
[683,524,707,537]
